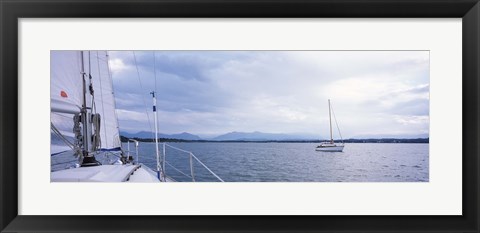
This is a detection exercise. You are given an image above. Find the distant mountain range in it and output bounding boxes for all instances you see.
[121,131,316,141]
[120,131,201,140]
[212,131,316,141]
[351,133,429,139]
[120,131,429,141]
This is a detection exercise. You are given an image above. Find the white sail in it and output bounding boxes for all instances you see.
[316,99,344,152]
[50,51,84,155]
[51,50,121,152]
[51,51,84,114]
[51,50,218,182]
[87,51,121,151]
[51,50,165,183]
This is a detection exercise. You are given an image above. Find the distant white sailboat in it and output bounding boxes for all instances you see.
[316,99,344,152]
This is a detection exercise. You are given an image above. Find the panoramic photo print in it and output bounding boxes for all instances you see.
[51,50,429,182]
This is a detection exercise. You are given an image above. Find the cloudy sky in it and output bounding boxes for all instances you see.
[108,50,429,139]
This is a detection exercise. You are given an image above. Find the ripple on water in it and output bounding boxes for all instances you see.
[91,142,430,182]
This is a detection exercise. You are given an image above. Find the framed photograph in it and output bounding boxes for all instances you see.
[1,0,479,232]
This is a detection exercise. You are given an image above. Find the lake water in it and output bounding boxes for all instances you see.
[52,142,429,182]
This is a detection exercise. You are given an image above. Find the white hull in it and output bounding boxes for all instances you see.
[316,145,344,152]
[316,99,345,152]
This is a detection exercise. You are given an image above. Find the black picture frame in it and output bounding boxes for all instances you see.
[1,0,479,232]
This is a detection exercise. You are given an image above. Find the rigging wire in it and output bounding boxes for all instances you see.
[153,51,158,95]
[51,122,75,150]
[330,102,344,143]
[96,51,108,148]
[105,51,123,148]
[51,112,81,154]
[132,51,155,139]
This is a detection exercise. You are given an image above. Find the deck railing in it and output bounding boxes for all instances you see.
[164,143,224,182]
[124,141,224,182]
[126,139,139,163]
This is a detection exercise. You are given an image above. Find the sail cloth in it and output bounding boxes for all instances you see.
[51,51,84,114]
[88,51,122,151]
[51,51,121,153]
[51,51,83,155]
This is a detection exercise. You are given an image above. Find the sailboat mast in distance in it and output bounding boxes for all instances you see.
[316,99,344,152]
[328,99,333,143]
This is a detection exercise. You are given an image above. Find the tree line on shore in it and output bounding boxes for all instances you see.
[120,136,429,143]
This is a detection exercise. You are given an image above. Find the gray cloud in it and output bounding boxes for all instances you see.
[108,51,429,138]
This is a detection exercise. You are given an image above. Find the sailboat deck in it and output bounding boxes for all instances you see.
[51,163,177,182]
[51,164,163,182]
[127,164,176,182]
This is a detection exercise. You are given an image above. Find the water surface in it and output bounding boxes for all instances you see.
[52,142,428,182]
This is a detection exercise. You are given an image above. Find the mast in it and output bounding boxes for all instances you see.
[151,91,163,181]
[329,99,333,143]
[81,51,89,154]
[80,51,100,166]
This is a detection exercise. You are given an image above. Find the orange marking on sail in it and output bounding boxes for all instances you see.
[60,91,68,98]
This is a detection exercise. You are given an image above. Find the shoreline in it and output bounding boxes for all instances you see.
[120,137,429,144]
